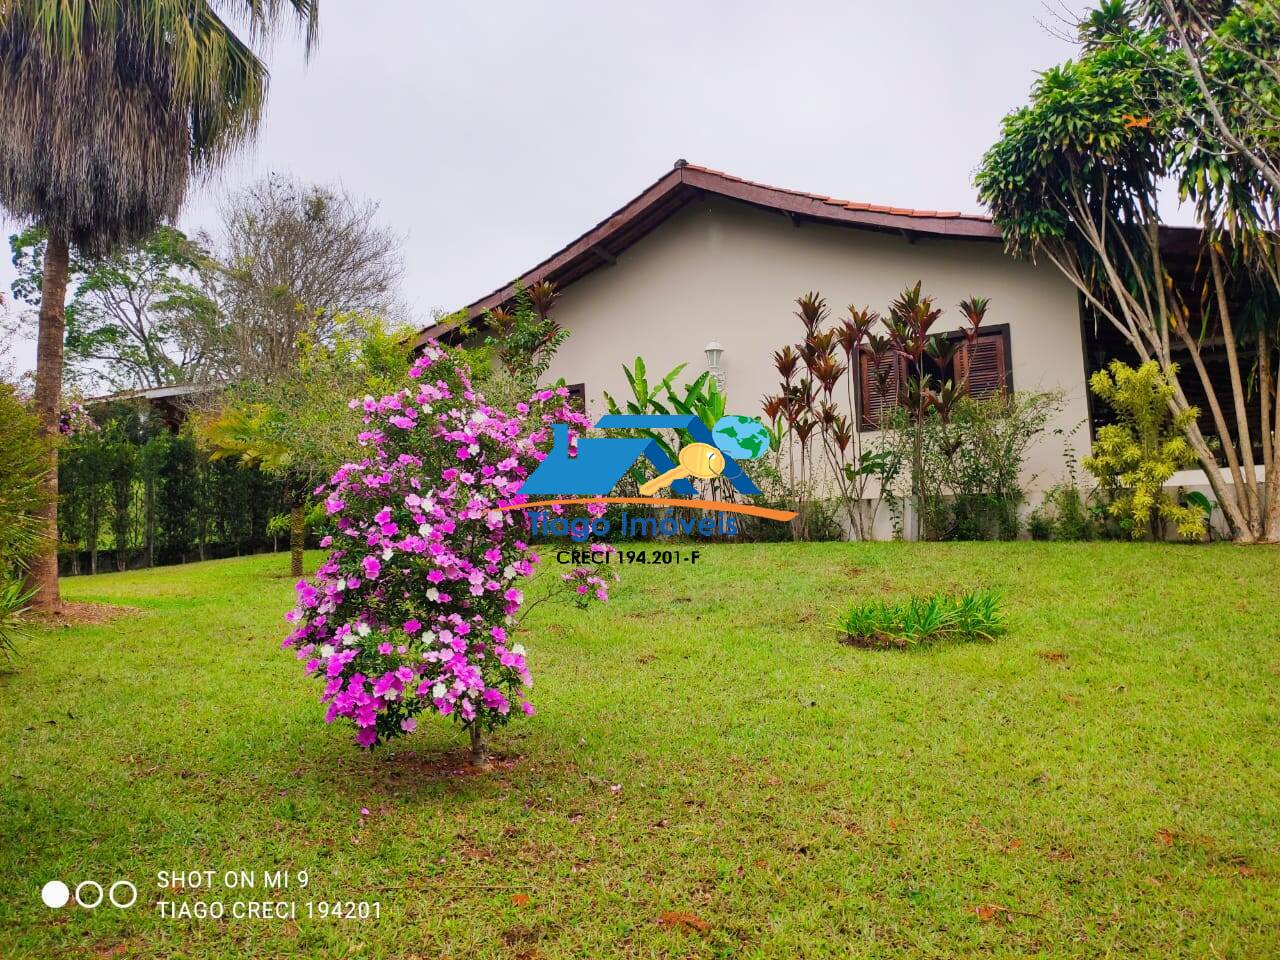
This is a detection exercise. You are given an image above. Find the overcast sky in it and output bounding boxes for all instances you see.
[2,0,1116,376]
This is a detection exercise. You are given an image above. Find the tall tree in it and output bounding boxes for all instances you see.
[210,176,405,379]
[1145,0,1280,539]
[10,225,222,390]
[975,2,1280,542]
[0,0,319,610]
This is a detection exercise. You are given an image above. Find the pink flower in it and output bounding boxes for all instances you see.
[283,349,611,752]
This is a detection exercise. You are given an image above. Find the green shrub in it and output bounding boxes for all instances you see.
[884,391,1060,541]
[1084,360,1205,540]
[834,589,1006,649]
[0,578,35,656]
[1029,483,1096,541]
[0,382,50,655]
[0,382,50,571]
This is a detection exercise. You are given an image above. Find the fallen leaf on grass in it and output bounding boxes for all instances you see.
[974,903,1008,923]
[511,894,531,907]
[1002,838,1023,852]
[1155,829,1175,847]
[1038,651,1068,662]
[658,911,710,933]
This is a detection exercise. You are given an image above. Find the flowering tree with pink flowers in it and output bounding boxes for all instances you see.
[284,345,612,763]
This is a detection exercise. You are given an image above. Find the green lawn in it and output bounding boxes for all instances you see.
[1,543,1278,959]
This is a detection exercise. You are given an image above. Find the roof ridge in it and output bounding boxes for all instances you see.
[679,162,990,222]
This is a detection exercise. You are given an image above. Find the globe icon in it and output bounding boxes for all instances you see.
[711,415,770,461]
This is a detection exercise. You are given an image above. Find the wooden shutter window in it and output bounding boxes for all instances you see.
[956,333,1008,399]
[858,350,903,430]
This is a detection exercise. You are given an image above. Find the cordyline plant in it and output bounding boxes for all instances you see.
[763,286,989,539]
[284,345,613,763]
[484,281,570,388]
[976,1,1280,542]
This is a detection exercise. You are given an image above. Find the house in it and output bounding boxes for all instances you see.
[84,382,221,431]
[416,161,1237,536]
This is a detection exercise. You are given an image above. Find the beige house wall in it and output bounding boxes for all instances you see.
[542,196,1092,515]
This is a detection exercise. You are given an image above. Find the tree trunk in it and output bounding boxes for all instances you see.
[145,474,155,568]
[1210,247,1261,525]
[88,501,98,574]
[1172,322,1254,538]
[289,501,305,577]
[469,724,488,766]
[1262,328,1280,543]
[28,229,70,612]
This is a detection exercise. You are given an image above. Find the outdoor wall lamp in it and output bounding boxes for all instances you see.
[704,339,725,388]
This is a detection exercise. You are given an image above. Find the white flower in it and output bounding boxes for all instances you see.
[511,643,526,657]
[426,588,440,602]
[418,523,432,536]
[432,682,446,698]
[381,547,393,561]
[320,644,336,658]
[356,623,371,638]
[503,564,518,580]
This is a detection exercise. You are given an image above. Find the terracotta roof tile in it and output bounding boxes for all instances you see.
[681,162,991,223]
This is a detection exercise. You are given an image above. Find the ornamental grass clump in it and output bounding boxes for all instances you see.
[835,589,1005,649]
[284,345,611,761]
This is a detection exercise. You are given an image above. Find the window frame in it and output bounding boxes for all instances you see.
[856,323,1014,432]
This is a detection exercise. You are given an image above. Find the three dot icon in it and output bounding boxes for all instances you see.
[41,879,136,909]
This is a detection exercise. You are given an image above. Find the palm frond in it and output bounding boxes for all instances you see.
[0,0,317,252]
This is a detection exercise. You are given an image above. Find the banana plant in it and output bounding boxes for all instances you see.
[602,357,729,487]
[668,371,726,430]
[601,357,686,417]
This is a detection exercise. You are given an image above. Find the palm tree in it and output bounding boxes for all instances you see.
[0,0,319,610]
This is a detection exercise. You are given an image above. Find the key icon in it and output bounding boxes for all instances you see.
[639,442,725,496]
